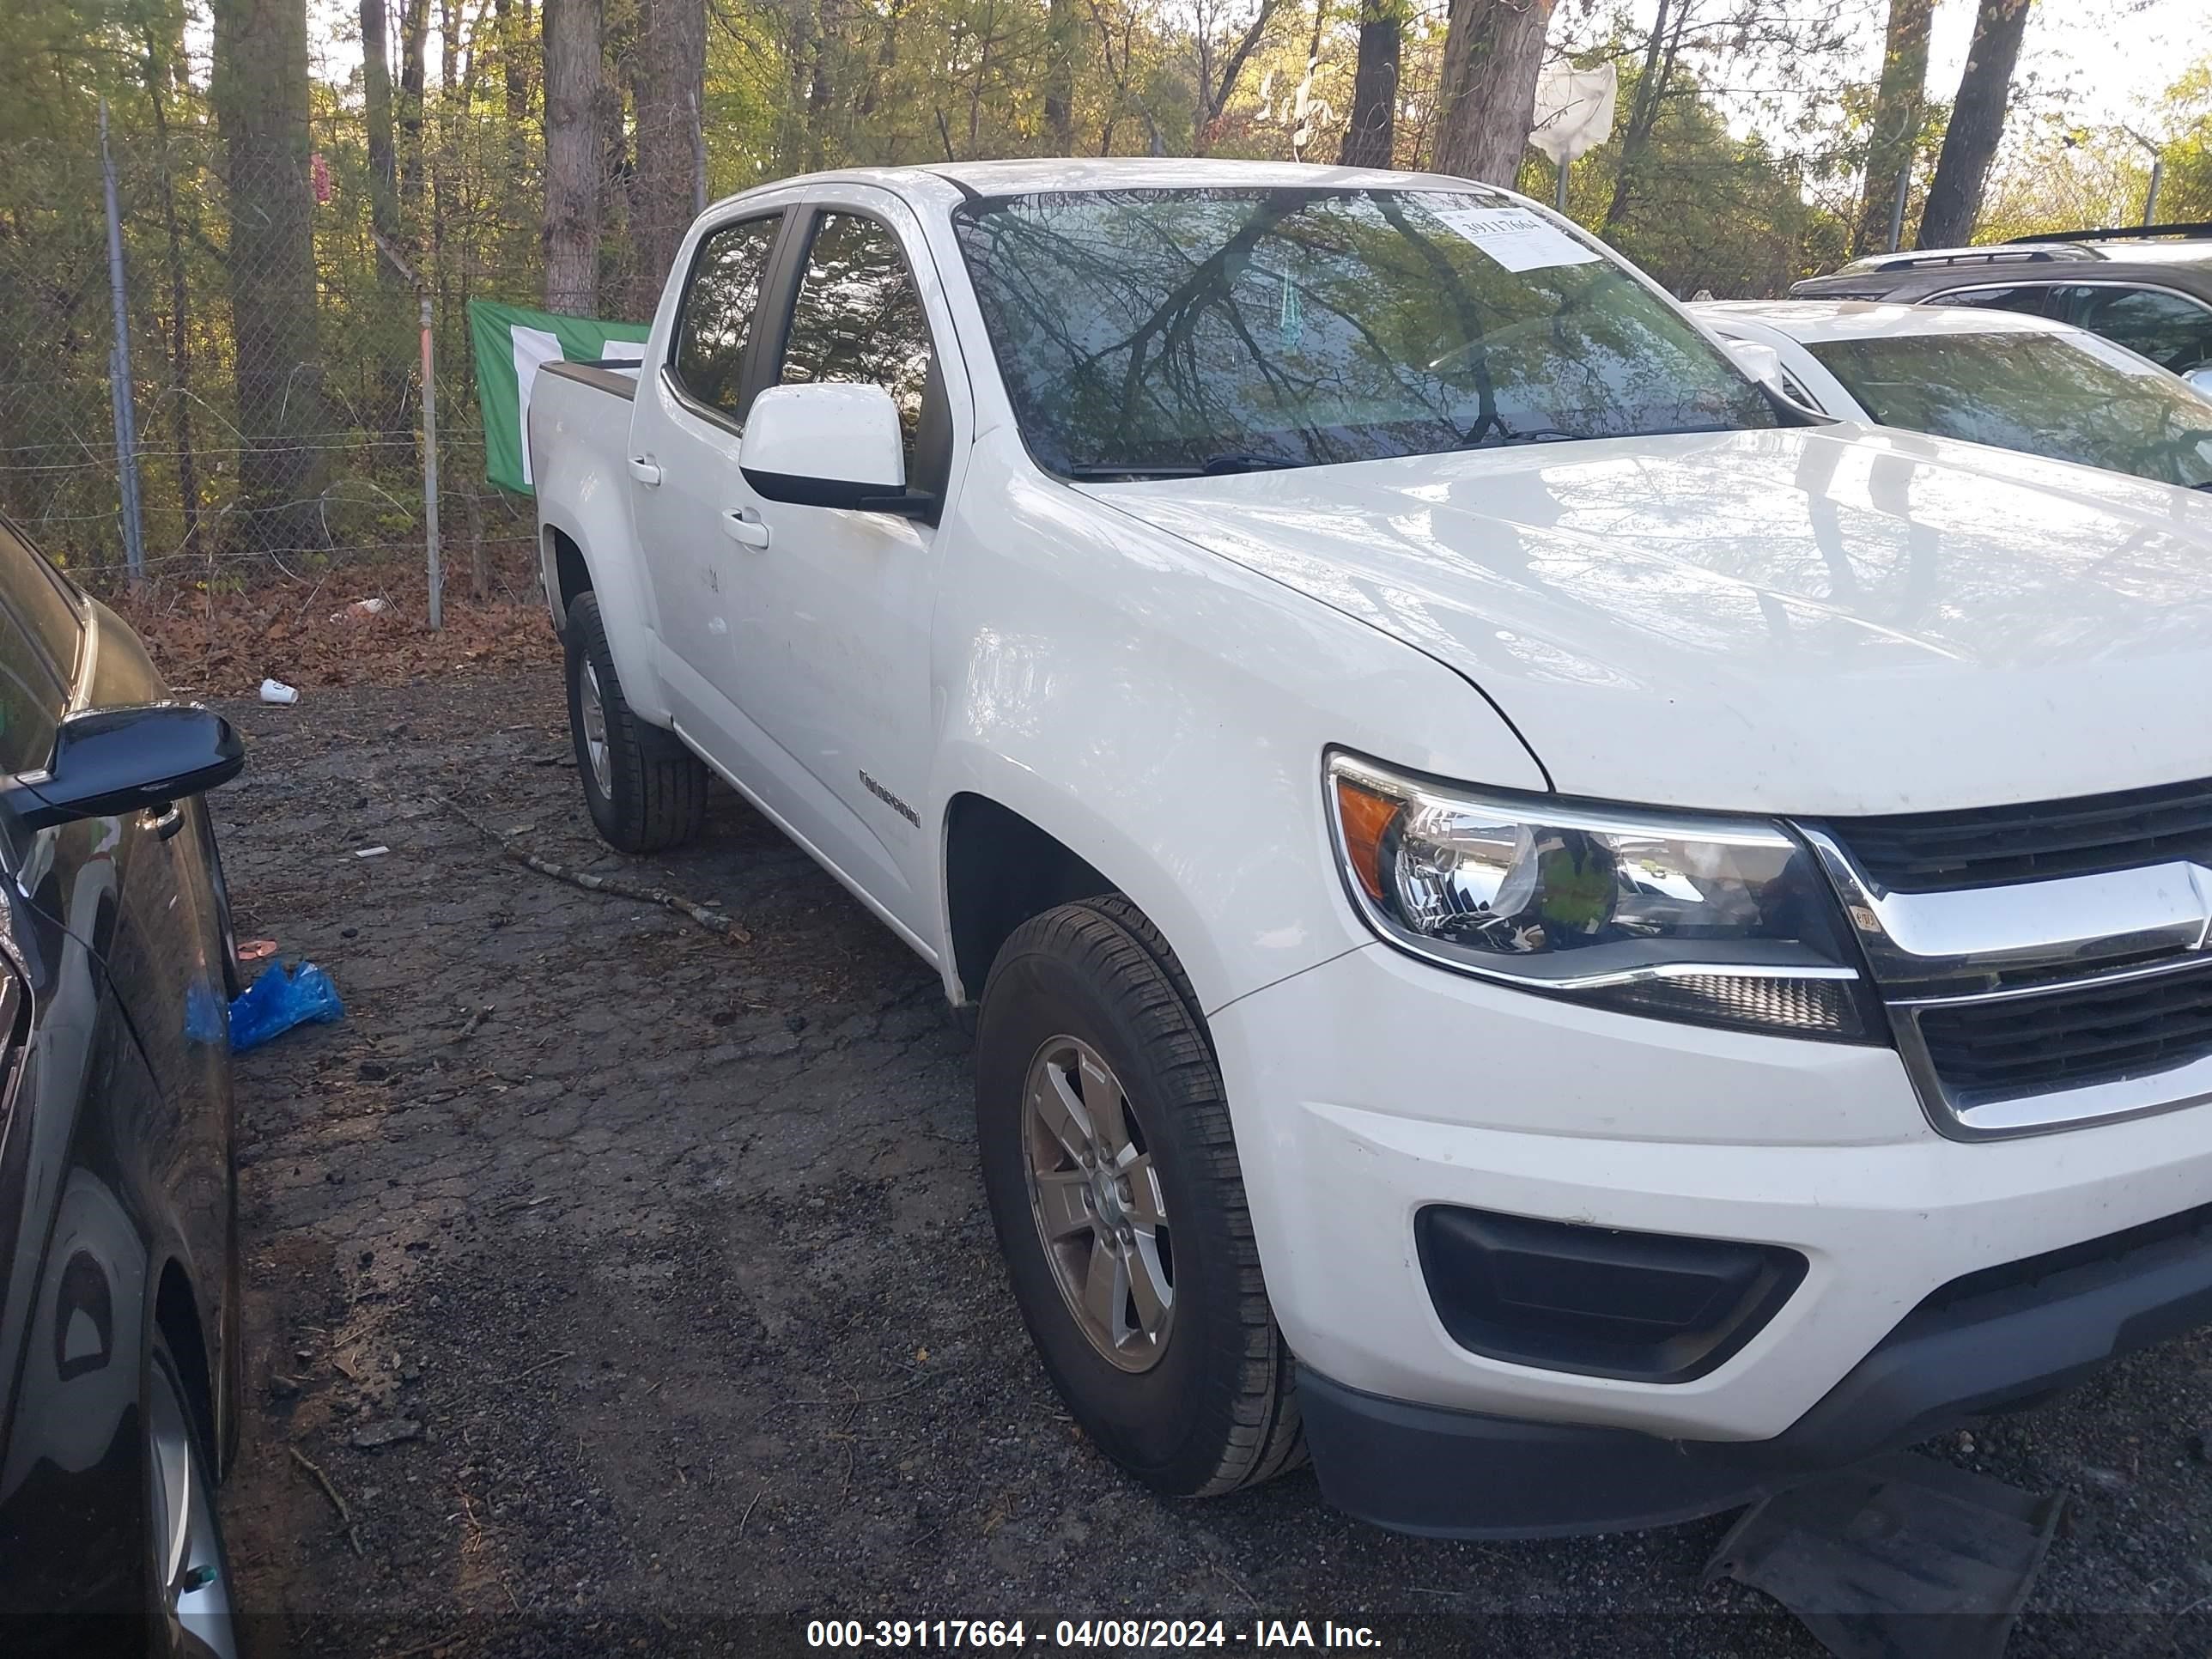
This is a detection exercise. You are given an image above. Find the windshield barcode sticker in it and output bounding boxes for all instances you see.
[1425,204,1601,272]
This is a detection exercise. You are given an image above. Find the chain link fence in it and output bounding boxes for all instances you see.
[0,112,534,603]
[5,58,2185,606]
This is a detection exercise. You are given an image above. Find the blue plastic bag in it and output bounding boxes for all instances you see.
[229,960,345,1053]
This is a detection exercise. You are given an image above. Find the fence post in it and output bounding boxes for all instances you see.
[99,100,147,586]
[420,295,442,630]
[373,230,444,629]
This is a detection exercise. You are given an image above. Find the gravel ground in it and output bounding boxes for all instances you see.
[213,669,2212,1658]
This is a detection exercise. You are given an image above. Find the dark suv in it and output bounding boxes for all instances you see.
[0,516,246,1656]
[1790,223,2212,392]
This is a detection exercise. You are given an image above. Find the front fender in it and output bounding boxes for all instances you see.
[928,447,1547,1018]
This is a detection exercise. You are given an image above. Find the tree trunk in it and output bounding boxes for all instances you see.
[142,36,204,561]
[856,0,906,125]
[441,0,460,92]
[1917,0,2032,248]
[1336,0,1401,168]
[399,0,431,212]
[804,0,842,167]
[1431,0,1554,185]
[1600,0,1688,234]
[1194,0,1277,155]
[362,0,404,259]
[625,0,704,317]
[1853,0,1932,254]
[495,0,535,120]
[210,0,328,554]
[1043,0,1079,152]
[542,0,605,314]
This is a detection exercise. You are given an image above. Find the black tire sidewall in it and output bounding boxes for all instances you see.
[976,921,1248,1494]
[564,592,631,845]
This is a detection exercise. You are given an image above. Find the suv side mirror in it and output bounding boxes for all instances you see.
[0,703,245,832]
[2184,366,2212,400]
[739,383,936,520]
[1720,336,1787,392]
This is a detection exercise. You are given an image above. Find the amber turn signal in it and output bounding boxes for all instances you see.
[1333,774,1402,902]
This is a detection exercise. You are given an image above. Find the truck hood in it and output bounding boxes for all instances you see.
[1081,426,2212,816]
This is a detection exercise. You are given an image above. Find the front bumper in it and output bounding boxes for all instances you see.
[1208,942,2212,1528]
[1299,1194,2212,1536]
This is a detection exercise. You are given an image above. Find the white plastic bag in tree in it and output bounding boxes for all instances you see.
[1528,62,1618,167]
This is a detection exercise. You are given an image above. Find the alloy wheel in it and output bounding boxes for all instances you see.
[147,1354,237,1659]
[579,659,613,798]
[1022,1036,1175,1372]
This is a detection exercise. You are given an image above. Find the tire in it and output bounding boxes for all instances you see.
[564,591,707,854]
[143,1329,238,1659]
[975,897,1304,1498]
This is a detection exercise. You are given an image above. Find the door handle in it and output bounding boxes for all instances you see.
[145,802,185,841]
[627,455,663,487]
[720,510,771,549]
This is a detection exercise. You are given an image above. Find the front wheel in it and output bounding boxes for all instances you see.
[564,591,707,854]
[975,896,1304,1497]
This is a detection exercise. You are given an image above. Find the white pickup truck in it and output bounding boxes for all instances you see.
[531,158,2212,1538]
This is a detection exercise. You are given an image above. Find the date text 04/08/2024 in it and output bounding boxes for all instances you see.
[803,1620,1383,1650]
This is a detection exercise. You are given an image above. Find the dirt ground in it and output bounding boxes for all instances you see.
[212,665,2212,1658]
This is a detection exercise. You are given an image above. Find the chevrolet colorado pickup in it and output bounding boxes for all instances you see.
[530,158,2212,1538]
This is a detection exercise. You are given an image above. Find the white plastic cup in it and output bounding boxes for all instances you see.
[259,678,300,705]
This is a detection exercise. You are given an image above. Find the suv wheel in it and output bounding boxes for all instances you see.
[565,592,707,853]
[145,1330,237,1659]
[975,896,1304,1497]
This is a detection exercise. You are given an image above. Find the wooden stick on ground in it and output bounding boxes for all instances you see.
[434,793,751,944]
[289,1444,366,1558]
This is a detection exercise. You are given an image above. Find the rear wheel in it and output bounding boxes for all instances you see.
[564,592,707,854]
[975,897,1303,1497]
[144,1331,237,1659]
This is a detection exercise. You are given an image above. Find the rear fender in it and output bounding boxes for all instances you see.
[537,467,669,728]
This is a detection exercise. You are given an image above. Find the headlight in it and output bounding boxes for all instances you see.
[1326,752,1875,1039]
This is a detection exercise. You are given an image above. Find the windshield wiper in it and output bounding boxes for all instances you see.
[1062,452,1299,481]
[1456,427,1589,450]
[1060,464,1206,479]
[1198,451,1298,474]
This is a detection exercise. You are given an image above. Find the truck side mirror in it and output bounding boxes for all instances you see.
[739,383,935,520]
[1719,336,1787,393]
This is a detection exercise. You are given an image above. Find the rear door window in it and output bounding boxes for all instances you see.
[2051,284,2212,374]
[670,214,784,422]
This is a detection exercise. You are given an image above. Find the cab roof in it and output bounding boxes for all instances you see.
[720,156,1503,209]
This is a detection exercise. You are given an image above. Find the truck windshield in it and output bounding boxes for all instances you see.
[1805,329,2212,489]
[950,186,1776,477]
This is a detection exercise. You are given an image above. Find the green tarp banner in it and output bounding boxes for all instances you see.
[468,300,653,494]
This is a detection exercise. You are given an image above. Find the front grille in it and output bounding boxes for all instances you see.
[1914,962,2212,1103]
[1831,775,2212,893]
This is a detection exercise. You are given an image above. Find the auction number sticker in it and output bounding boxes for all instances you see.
[1420,200,1601,272]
